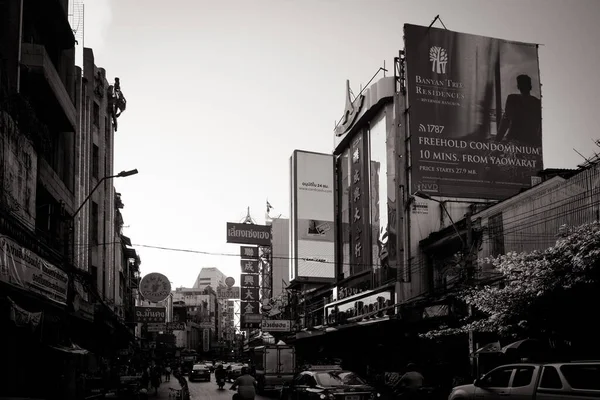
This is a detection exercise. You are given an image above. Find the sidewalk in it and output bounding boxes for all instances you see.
[154,378,184,400]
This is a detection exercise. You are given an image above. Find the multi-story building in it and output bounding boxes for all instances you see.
[171,286,217,352]
[192,266,227,290]
[0,3,136,397]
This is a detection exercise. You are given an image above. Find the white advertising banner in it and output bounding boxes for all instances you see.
[290,151,336,282]
[0,235,69,304]
[261,319,291,332]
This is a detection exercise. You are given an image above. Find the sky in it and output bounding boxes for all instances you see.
[78,0,600,289]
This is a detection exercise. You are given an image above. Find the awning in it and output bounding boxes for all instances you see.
[50,343,90,355]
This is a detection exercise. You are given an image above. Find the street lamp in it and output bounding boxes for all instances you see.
[412,190,466,248]
[73,169,139,219]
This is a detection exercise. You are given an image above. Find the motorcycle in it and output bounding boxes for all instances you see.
[217,377,226,390]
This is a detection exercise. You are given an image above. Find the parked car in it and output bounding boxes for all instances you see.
[189,364,211,382]
[449,361,600,399]
[280,367,380,400]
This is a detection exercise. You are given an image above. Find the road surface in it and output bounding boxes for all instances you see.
[186,375,276,400]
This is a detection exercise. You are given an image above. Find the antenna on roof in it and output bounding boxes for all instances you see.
[240,207,256,224]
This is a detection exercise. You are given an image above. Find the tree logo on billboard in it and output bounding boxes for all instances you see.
[429,46,448,74]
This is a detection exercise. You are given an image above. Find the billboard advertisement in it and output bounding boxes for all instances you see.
[404,24,542,200]
[290,150,336,282]
[226,223,271,246]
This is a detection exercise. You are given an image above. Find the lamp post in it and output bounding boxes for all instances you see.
[72,169,139,220]
[66,169,139,299]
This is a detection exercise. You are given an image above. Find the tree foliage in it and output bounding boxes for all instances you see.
[422,221,600,340]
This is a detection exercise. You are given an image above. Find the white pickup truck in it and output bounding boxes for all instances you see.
[449,361,600,399]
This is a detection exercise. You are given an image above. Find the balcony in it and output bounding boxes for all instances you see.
[20,43,76,131]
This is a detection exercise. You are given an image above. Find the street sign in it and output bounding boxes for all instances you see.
[225,277,235,287]
[217,286,240,299]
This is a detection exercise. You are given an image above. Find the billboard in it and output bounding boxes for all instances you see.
[290,151,336,282]
[226,223,271,246]
[405,24,542,199]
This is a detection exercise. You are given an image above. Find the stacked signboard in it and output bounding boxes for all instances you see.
[240,246,261,329]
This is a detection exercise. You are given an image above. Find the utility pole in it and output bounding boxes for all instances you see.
[465,204,476,378]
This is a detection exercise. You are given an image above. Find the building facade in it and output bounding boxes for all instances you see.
[0,2,136,397]
[271,218,289,300]
[193,266,227,290]
[171,286,217,352]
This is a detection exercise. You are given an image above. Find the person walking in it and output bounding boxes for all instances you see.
[165,365,172,382]
[150,366,161,396]
[230,367,257,400]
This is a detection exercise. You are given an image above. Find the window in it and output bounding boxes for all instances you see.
[92,144,99,178]
[481,367,513,388]
[488,213,505,256]
[540,366,563,389]
[512,367,534,387]
[316,372,365,387]
[91,201,99,244]
[93,102,99,127]
[560,364,600,390]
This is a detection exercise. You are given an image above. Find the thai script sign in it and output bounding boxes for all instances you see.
[217,286,240,300]
[139,272,171,303]
[134,306,166,323]
[167,321,186,331]
[405,24,542,199]
[0,235,69,304]
[147,323,164,333]
[226,223,271,246]
[240,246,259,259]
[261,319,291,332]
[199,321,213,329]
[325,290,394,325]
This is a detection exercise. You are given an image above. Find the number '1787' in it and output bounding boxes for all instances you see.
[427,125,444,133]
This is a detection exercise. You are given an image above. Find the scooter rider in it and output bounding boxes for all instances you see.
[230,367,257,400]
[215,364,228,388]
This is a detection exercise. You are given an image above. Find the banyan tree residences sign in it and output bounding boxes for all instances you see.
[0,235,69,305]
[324,290,395,325]
[226,223,271,246]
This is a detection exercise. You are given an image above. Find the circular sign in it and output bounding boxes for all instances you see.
[225,277,235,287]
[139,272,171,303]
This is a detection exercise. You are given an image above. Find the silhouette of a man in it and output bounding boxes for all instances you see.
[496,74,541,146]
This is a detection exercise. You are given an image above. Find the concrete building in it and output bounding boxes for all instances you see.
[271,218,289,300]
[192,266,227,290]
[76,48,116,302]
[171,286,218,352]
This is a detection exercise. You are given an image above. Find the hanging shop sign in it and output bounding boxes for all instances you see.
[241,273,259,287]
[226,223,271,246]
[217,286,240,300]
[325,289,395,325]
[134,306,166,323]
[261,319,291,332]
[139,272,171,303]
[0,235,69,305]
[202,329,210,352]
[240,259,259,274]
[166,321,186,331]
[240,246,259,259]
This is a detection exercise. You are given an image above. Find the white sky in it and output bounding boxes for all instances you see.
[79,0,600,288]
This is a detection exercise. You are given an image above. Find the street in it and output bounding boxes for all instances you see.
[186,375,276,400]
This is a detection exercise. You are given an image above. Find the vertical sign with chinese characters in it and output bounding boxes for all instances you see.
[349,132,370,275]
[240,246,261,329]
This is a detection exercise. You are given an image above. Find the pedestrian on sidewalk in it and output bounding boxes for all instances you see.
[165,365,172,382]
[151,367,161,396]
